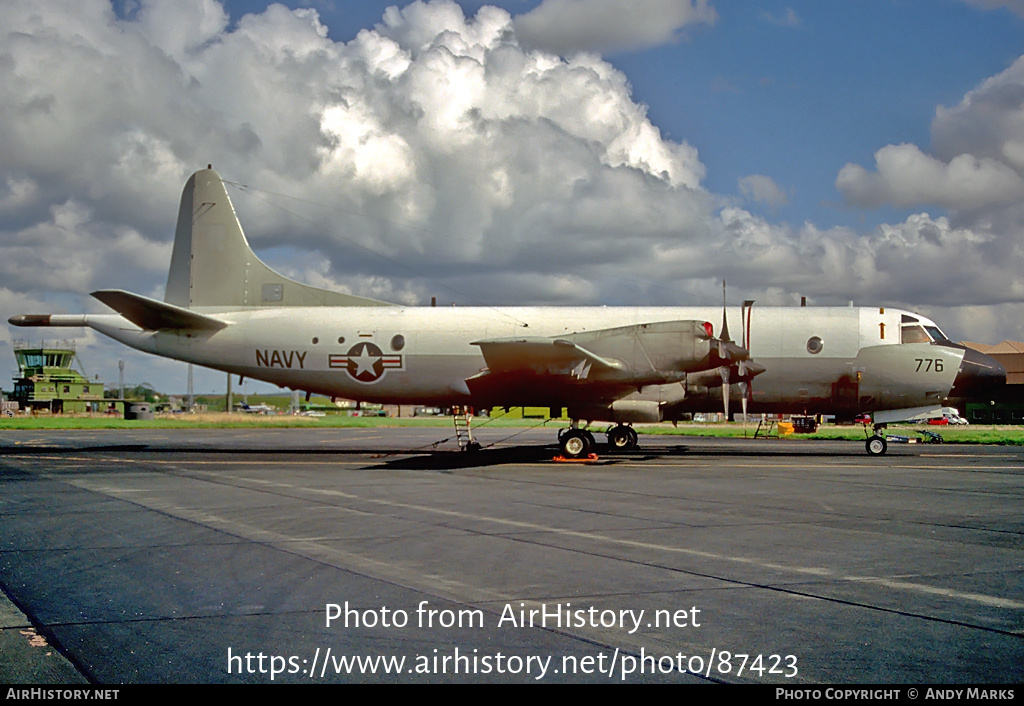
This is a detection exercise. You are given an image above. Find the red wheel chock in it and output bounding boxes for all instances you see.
[552,453,600,463]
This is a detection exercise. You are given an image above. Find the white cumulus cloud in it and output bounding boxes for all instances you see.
[836,143,1024,211]
[514,0,716,55]
[738,175,789,208]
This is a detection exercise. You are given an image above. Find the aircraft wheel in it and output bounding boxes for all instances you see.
[607,425,637,451]
[561,430,593,458]
[866,435,887,456]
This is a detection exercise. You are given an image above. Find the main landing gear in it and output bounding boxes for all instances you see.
[557,423,638,458]
[607,424,639,451]
[558,428,595,458]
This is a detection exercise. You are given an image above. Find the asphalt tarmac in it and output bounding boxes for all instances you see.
[0,427,1021,684]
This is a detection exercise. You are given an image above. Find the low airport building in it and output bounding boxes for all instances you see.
[9,340,116,414]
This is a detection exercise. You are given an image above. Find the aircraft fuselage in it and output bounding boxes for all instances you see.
[81,303,965,418]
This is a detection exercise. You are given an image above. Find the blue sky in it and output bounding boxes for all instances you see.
[621,1,1024,221]
[5,0,1024,392]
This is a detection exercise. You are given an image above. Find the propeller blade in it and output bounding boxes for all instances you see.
[708,283,761,421]
[720,280,731,343]
[741,299,758,411]
[721,365,730,419]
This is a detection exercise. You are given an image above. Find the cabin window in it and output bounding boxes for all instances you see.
[391,334,406,352]
[806,336,823,355]
[312,337,319,344]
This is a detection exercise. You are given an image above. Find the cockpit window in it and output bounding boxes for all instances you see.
[901,325,930,344]
[902,324,951,344]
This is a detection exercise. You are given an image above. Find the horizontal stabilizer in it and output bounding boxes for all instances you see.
[91,290,228,331]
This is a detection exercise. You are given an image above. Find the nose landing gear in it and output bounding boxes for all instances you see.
[864,422,943,455]
[866,434,888,456]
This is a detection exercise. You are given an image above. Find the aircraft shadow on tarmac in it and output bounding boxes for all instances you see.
[0,439,900,470]
[367,441,886,470]
[366,444,684,470]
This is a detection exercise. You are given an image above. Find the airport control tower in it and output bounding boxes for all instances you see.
[10,340,107,413]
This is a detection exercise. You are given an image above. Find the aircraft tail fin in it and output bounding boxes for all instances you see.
[164,168,392,309]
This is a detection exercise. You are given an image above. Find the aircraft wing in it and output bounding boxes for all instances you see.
[472,337,626,378]
[466,338,635,408]
[466,320,736,407]
[91,290,228,331]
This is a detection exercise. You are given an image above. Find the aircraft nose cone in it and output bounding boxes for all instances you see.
[949,347,1006,399]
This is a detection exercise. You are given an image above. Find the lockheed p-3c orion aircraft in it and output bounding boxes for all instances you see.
[9,169,1006,457]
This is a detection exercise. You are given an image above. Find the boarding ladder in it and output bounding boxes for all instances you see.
[753,417,777,439]
[451,406,480,451]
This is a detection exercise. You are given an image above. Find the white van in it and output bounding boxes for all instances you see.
[907,406,969,425]
[943,408,969,425]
